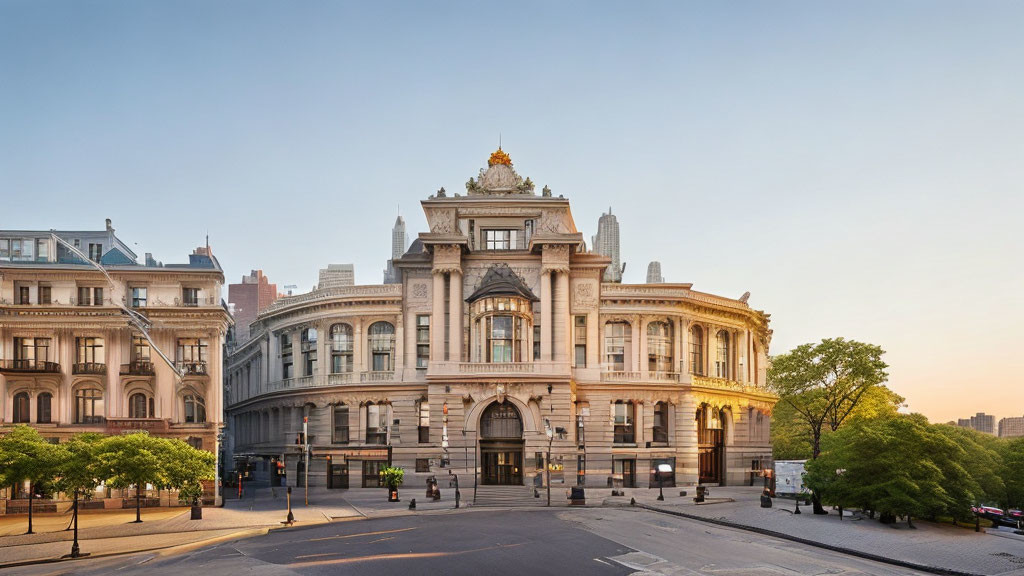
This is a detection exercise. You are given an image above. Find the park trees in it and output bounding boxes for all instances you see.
[0,425,63,534]
[768,338,889,513]
[53,433,105,557]
[159,438,216,513]
[96,432,169,523]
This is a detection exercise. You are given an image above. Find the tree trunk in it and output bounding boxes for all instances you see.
[809,431,827,514]
[135,488,142,523]
[27,482,34,535]
[907,516,915,529]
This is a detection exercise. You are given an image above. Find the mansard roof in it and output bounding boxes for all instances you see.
[465,263,539,303]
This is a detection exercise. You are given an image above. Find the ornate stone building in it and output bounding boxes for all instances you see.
[225,149,776,495]
[0,222,230,504]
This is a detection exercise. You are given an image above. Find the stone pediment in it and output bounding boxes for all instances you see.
[466,264,539,303]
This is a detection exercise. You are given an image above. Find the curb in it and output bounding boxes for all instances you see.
[629,502,982,576]
[0,527,269,571]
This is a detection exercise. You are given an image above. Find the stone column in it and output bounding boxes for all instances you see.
[638,317,649,376]
[587,309,600,369]
[630,317,641,373]
[432,272,446,362]
[553,271,569,363]
[540,270,552,362]
[394,314,405,373]
[354,318,365,374]
[449,270,462,362]
[679,319,689,375]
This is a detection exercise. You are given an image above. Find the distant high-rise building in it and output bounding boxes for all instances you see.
[319,264,355,289]
[384,215,409,284]
[592,207,622,283]
[999,416,1024,438]
[957,412,996,435]
[228,270,278,342]
[646,261,664,283]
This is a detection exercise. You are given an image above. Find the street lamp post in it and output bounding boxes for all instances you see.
[545,420,553,507]
[303,417,309,506]
[656,463,673,501]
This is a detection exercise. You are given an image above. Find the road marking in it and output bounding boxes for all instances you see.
[594,558,612,566]
[295,552,340,559]
[309,527,416,542]
[367,536,396,544]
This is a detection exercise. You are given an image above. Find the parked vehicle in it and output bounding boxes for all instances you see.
[972,504,1004,524]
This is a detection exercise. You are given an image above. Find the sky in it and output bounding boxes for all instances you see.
[2,1,1022,424]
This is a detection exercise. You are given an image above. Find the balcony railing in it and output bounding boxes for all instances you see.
[430,361,571,378]
[0,359,61,373]
[691,375,773,397]
[264,372,356,393]
[600,370,682,383]
[73,362,107,375]
[360,371,395,382]
[176,361,208,376]
[120,360,154,376]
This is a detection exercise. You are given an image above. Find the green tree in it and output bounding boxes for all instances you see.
[929,425,1005,522]
[0,425,62,534]
[97,432,167,523]
[998,437,1024,509]
[768,338,889,513]
[772,385,904,460]
[807,415,951,527]
[53,433,104,557]
[159,439,216,507]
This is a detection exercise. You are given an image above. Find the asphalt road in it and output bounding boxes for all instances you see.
[8,508,927,576]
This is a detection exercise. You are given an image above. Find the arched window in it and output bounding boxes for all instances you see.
[365,401,388,444]
[36,392,52,424]
[469,297,532,364]
[329,324,353,373]
[613,400,635,444]
[301,328,318,376]
[13,392,30,423]
[480,401,523,439]
[689,325,704,376]
[367,322,395,372]
[75,387,104,424]
[604,322,632,371]
[184,394,206,423]
[129,392,150,419]
[653,401,669,443]
[647,321,673,373]
[715,330,730,379]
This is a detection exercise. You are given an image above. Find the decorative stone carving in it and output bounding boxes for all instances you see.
[410,282,429,302]
[572,281,597,309]
[427,208,457,234]
[465,149,535,195]
[542,185,551,197]
[537,208,567,234]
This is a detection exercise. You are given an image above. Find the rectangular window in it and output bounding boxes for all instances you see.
[35,238,48,262]
[77,286,91,306]
[533,323,541,361]
[484,229,520,250]
[574,315,587,367]
[366,404,387,444]
[280,333,293,379]
[131,286,147,307]
[605,323,630,371]
[38,284,51,304]
[416,459,430,473]
[182,287,199,306]
[88,243,102,262]
[653,402,669,443]
[418,401,430,443]
[176,338,208,375]
[93,287,103,306]
[16,285,30,305]
[14,337,50,367]
[332,406,349,444]
[0,239,8,258]
[489,315,514,362]
[11,239,23,259]
[613,402,635,444]
[76,336,105,365]
[613,459,636,488]
[416,315,430,368]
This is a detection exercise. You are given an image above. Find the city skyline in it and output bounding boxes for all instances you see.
[2,1,1022,424]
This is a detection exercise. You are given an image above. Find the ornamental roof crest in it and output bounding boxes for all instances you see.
[466,147,535,195]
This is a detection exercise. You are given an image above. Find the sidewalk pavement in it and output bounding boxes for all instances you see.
[0,485,467,569]
[612,485,1024,576]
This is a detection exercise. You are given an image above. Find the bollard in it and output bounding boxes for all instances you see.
[409,498,416,510]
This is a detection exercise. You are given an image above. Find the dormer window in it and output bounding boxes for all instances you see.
[484,229,520,250]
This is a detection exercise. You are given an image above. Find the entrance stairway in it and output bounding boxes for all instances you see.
[472,485,551,508]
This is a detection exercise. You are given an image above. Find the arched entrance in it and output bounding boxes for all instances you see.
[697,404,726,485]
[480,401,524,485]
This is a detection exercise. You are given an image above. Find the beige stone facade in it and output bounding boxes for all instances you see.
[225,150,776,493]
[0,225,229,504]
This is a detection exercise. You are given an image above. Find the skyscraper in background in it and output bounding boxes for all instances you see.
[384,215,408,284]
[646,261,664,283]
[228,269,278,342]
[957,412,996,435]
[592,207,622,283]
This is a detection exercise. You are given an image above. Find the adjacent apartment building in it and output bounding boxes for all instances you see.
[224,149,776,494]
[0,220,230,504]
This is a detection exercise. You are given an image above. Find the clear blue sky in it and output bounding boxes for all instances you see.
[2,1,1022,423]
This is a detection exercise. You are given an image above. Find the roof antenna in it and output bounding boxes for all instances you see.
[499,132,502,149]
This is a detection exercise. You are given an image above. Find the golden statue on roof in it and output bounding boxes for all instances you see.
[488,147,512,166]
